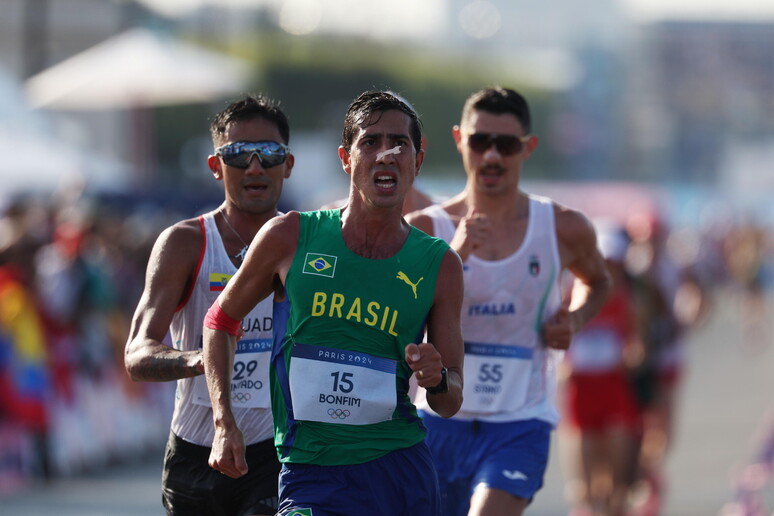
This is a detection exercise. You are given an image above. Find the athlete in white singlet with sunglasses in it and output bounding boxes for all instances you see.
[125,95,294,516]
[407,86,612,516]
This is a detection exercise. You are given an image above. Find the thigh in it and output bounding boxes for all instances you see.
[469,484,530,516]
[474,420,552,501]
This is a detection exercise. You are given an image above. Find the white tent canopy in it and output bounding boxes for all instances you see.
[24,28,250,110]
[0,68,127,199]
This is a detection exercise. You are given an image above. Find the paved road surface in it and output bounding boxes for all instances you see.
[2,287,773,515]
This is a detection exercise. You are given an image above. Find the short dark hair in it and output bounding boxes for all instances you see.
[341,91,422,153]
[461,87,531,134]
[210,94,290,147]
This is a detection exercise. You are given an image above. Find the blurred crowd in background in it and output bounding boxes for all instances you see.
[0,176,771,506]
[0,184,217,494]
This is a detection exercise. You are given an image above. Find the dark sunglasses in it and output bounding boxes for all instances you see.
[215,141,290,169]
[466,133,531,156]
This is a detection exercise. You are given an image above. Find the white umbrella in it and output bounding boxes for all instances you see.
[24,28,250,110]
[0,67,127,199]
[22,28,251,187]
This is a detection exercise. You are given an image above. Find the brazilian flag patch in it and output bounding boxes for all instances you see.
[302,253,337,278]
[287,510,313,516]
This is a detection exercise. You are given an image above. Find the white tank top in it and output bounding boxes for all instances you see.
[169,211,274,446]
[416,195,564,425]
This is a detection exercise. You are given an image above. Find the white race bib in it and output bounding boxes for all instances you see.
[460,342,533,414]
[568,328,621,372]
[193,338,272,409]
[288,343,397,426]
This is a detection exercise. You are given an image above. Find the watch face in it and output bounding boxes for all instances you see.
[427,367,449,395]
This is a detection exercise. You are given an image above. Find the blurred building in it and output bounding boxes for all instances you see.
[0,0,150,79]
[624,20,774,210]
[0,1,149,201]
[2,1,774,208]
[663,22,774,180]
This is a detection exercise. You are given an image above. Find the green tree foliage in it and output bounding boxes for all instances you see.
[154,30,559,185]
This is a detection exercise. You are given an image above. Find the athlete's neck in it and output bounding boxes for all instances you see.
[339,205,408,260]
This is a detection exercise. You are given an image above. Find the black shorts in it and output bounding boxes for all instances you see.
[162,432,280,516]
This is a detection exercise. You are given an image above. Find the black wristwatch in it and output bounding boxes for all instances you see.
[426,367,449,395]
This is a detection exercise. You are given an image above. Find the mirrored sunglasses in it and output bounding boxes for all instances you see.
[216,140,290,169]
[466,133,530,156]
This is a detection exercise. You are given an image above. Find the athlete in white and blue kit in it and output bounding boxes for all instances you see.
[407,86,612,516]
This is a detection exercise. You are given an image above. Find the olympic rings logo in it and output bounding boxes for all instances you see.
[327,408,351,420]
[232,392,252,404]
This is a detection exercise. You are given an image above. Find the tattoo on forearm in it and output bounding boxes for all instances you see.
[136,353,201,381]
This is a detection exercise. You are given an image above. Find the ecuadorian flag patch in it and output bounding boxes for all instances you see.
[302,253,337,278]
[209,272,233,291]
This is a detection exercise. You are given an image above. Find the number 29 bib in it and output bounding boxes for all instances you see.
[192,337,272,409]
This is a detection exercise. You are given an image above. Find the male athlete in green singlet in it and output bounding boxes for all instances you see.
[203,91,465,516]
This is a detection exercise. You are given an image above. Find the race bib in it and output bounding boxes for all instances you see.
[460,342,533,414]
[568,328,621,372]
[289,342,397,426]
[192,337,272,409]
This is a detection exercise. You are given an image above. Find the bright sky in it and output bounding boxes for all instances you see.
[137,0,774,24]
[621,0,774,22]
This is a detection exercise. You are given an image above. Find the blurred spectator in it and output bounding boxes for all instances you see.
[722,219,770,352]
[720,409,774,516]
[625,211,709,516]
[0,212,50,491]
[0,191,177,494]
[558,221,642,516]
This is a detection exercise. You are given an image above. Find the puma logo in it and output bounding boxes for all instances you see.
[396,271,423,299]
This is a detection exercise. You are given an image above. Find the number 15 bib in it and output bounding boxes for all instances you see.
[289,342,397,425]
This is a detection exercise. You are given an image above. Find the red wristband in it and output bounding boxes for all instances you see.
[204,301,242,336]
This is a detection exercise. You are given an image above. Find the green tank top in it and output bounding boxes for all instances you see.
[270,209,449,465]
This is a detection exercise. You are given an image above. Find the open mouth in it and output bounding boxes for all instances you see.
[374,173,398,191]
[479,166,505,185]
[244,182,268,193]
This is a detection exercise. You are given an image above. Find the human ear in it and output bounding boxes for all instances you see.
[208,155,223,180]
[338,146,352,175]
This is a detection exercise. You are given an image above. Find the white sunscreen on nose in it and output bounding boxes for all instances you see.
[376,145,401,161]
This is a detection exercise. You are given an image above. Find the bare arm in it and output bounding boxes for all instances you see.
[205,213,298,477]
[124,220,204,382]
[203,325,245,477]
[543,206,612,349]
[404,249,465,418]
[405,210,434,236]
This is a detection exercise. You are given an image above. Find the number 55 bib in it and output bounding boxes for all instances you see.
[289,342,397,425]
[460,341,533,414]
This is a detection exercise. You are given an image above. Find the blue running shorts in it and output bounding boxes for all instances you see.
[276,441,440,516]
[420,411,552,516]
